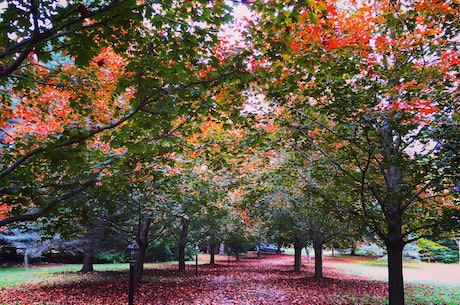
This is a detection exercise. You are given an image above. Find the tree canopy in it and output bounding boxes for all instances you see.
[1,0,249,227]
[247,1,459,304]
[1,1,459,305]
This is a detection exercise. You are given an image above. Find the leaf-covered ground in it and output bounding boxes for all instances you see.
[0,255,457,304]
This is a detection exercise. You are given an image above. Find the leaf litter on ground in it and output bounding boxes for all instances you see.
[0,255,457,305]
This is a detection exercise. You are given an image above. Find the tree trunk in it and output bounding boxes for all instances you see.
[380,123,406,305]
[385,219,405,305]
[311,225,324,279]
[350,241,356,256]
[386,240,405,305]
[235,244,240,261]
[80,243,94,273]
[210,249,215,265]
[294,245,302,273]
[208,238,217,265]
[178,217,190,272]
[178,243,186,271]
[80,227,101,273]
[23,248,30,269]
[305,246,311,263]
[133,216,151,285]
[313,239,323,279]
[456,238,460,265]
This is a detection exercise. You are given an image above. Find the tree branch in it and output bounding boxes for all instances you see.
[0,176,100,227]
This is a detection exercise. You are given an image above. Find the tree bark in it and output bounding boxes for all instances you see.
[313,244,323,279]
[235,244,241,261]
[386,240,405,305]
[294,245,302,273]
[178,243,186,271]
[312,225,324,279]
[350,241,356,256]
[80,243,94,273]
[178,217,189,272]
[209,247,216,265]
[208,237,217,265]
[385,211,405,305]
[80,227,101,273]
[380,123,406,305]
[133,216,151,285]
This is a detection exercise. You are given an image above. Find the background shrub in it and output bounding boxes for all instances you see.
[95,249,125,263]
[418,238,459,263]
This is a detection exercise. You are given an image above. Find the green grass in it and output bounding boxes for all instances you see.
[0,263,130,287]
[341,287,460,305]
[406,285,460,305]
[0,265,78,286]
[331,285,460,305]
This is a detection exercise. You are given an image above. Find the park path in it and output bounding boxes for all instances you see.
[135,255,299,305]
[134,255,388,305]
[193,255,293,304]
[5,254,458,304]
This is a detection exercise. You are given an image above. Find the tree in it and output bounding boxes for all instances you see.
[1,0,250,230]
[129,169,180,284]
[78,226,104,273]
[241,147,311,273]
[185,118,253,264]
[141,153,224,272]
[249,0,459,304]
[249,147,355,276]
[200,203,230,265]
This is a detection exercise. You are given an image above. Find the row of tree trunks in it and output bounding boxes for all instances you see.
[78,216,153,284]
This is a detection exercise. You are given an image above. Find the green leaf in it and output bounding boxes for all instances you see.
[309,11,318,25]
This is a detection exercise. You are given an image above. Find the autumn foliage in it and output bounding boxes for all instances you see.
[0,1,458,304]
[1,48,131,144]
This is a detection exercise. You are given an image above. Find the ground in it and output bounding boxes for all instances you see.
[328,255,460,287]
[0,255,458,305]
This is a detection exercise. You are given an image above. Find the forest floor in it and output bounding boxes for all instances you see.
[0,254,459,305]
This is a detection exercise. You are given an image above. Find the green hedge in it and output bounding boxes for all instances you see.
[418,238,459,263]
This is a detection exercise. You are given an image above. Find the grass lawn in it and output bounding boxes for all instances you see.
[323,254,460,304]
[0,263,130,287]
[0,256,212,287]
